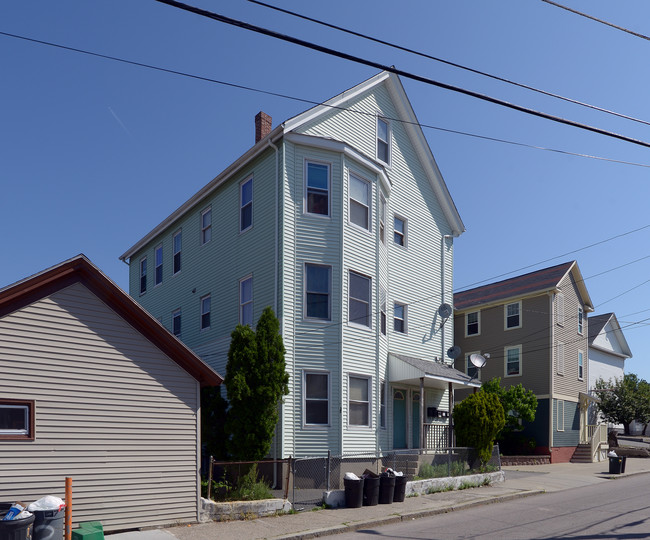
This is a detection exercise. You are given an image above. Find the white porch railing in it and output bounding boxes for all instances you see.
[586,424,608,462]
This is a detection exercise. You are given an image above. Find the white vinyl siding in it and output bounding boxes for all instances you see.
[0,283,200,531]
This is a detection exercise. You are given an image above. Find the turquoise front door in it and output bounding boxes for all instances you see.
[393,390,406,449]
[412,392,420,448]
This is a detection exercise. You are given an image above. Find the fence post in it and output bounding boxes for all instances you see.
[326,450,331,491]
[207,456,213,500]
[447,447,451,477]
[284,456,292,501]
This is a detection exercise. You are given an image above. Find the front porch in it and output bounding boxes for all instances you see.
[571,392,608,463]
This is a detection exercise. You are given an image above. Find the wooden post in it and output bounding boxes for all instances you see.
[64,477,72,540]
[207,456,213,500]
[283,456,292,500]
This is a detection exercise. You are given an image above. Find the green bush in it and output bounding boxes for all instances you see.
[203,464,273,502]
[454,392,505,465]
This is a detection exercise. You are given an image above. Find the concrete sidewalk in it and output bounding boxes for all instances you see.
[108,458,650,540]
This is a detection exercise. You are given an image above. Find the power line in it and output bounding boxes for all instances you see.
[153,0,650,150]
[248,0,650,128]
[541,0,650,42]
[3,30,647,169]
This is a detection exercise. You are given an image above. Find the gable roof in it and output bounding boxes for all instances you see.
[120,70,463,261]
[0,255,222,387]
[588,312,633,358]
[454,261,594,312]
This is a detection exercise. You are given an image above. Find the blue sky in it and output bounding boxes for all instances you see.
[2,1,649,380]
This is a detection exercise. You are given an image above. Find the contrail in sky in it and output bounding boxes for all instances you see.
[108,106,133,139]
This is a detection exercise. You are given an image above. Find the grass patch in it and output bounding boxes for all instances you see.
[426,484,454,494]
[415,461,468,480]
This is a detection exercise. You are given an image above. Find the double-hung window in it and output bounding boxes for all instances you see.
[380,381,387,429]
[201,207,212,245]
[505,301,521,329]
[578,307,584,334]
[578,350,584,380]
[379,194,386,244]
[155,245,163,286]
[305,264,331,320]
[200,294,211,330]
[505,345,521,377]
[394,302,407,333]
[349,271,371,327]
[306,161,330,216]
[172,309,181,337]
[380,287,387,336]
[0,399,34,440]
[240,276,253,326]
[349,375,371,427]
[304,371,329,426]
[173,230,182,274]
[377,117,390,164]
[349,174,370,230]
[139,257,147,295]
[240,178,253,232]
[466,311,479,336]
[394,215,406,247]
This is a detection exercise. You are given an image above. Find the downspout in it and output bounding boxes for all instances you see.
[375,172,380,460]
[340,153,346,457]
[549,292,555,457]
[441,235,453,363]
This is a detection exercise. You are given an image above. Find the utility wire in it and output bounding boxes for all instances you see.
[3,30,647,169]
[541,0,650,42]
[153,0,650,150]
[248,0,650,128]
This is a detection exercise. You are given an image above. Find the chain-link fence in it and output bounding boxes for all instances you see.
[206,446,500,509]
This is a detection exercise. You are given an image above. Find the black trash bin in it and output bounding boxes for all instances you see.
[621,456,627,473]
[609,456,624,474]
[344,478,364,508]
[32,509,64,540]
[378,474,396,504]
[0,511,35,540]
[393,475,408,502]
[362,476,380,506]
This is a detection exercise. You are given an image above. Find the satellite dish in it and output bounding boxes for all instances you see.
[447,346,461,360]
[438,303,453,319]
[470,353,488,369]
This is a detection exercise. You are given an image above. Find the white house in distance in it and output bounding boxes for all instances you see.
[120,70,479,459]
[588,312,633,428]
[0,255,221,531]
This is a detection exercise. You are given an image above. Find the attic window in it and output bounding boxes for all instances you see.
[377,117,390,164]
[0,400,35,441]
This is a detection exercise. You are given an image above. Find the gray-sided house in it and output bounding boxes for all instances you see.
[452,261,610,463]
[119,70,479,459]
[0,255,221,531]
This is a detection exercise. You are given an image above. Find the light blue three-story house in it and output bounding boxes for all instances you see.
[120,70,478,459]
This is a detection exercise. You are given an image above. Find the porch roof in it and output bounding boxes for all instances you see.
[388,353,481,390]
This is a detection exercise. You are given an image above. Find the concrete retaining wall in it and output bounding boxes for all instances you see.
[200,497,291,522]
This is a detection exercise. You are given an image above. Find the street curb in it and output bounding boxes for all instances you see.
[269,489,545,539]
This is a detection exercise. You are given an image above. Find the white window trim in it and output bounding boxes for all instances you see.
[578,307,584,335]
[380,380,387,429]
[504,345,522,378]
[393,302,408,334]
[379,193,387,246]
[556,293,565,326]
[240,176,253,233]
[466,351,481,378]
[504,301,522,330]
[348,172,371,232]
[200,294,211,331]
[172,308,181,337]
[304,159,331,218]
[201,206,212,245]
[557,341,565,376]
[465,311,480,337]
[172,230,182,275]
[376,116,391,166]
[154,244,163,287]
[303,370,330,429]
[348,270,372,330]
[393,214,408,248]
[578,349,584,381]
[380,286,387,336]
[0,399,35,440]
[139,256,147,296]
[239,275,253,326]
[556,399,565,431]
[304,263,332,322]
[348,374,372,429]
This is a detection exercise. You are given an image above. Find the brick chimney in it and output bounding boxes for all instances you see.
[255,111,272,143]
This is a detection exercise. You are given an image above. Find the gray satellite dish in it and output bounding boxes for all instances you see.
[469,353,488,368]
[447,346,461,360]
[438,303,453,319]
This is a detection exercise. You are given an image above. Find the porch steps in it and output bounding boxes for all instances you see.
[570,444,593,463]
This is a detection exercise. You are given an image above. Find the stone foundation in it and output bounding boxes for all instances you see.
[500,455,551,466]
[200,497,291,522]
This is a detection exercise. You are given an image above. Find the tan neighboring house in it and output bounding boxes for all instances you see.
[452,261,609,463]
[0,255,221,531]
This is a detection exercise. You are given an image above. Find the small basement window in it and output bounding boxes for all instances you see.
[0,399,35,440]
